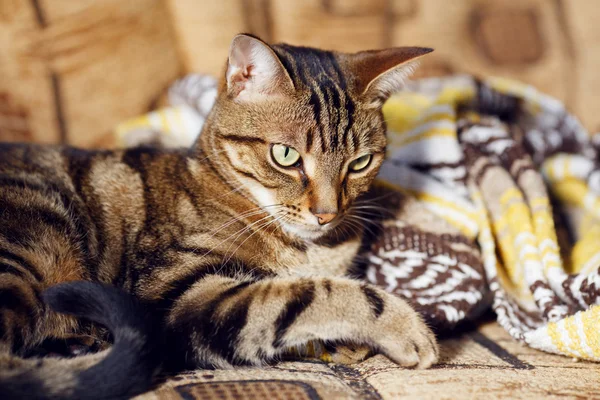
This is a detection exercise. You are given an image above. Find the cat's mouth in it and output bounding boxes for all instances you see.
[279,219,341,241]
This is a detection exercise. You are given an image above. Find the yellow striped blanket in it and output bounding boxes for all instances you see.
[116,74,600,362]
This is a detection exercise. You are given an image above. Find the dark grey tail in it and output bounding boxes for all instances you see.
[0,281,162,400]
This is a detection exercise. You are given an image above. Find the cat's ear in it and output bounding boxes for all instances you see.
[226,34,294,101]
[349,47,433,107]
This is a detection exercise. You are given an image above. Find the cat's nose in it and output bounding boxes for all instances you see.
[313,212,337,225]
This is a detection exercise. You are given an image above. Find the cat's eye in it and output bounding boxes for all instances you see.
[271,144,301,167]
[349,154,372,172]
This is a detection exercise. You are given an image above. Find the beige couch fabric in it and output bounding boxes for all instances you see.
[137,322,600,399]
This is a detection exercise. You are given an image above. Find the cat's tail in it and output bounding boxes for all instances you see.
[0,281,163,400]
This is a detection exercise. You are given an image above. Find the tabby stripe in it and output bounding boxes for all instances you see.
[311,87,329,153]
[0,262,26,279]
[202,280,255,363]
[318,52,346,150]
[321,85,331,125]
[278,45,315,90]
[361,285,385,318]
[0,250,43,281]
[150,267,211,312]
[152,259,269,311]
[121,149,158,288]
[291,48,328,153]
[325,51,355,150]
[65,151,106,279]
[317,51,336,82]
[113,219,131,288]
[0,227,36,248]
[0,286,33,312]
[296,47,323,83]
[132,248,171,290]
[170,243,219,257]
[0,260,42,284]
[0,282,40,351]
[0,175,94,262]
[280,45,342,153]
[273,45,357,152]
[3,200,82,246]
[0,175,47,192]
[309,91,326,153]
[305,129,314,152]
[121,147,164,271]
[273,280,316,348]
[0,280,41,335]
[345,100,356,149]
[0,199,77,241]
[325,86,340,149]
[327,53,346,89]
[273,46,300,85]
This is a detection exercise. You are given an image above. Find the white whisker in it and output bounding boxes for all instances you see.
[221,212,288,266]
[186,204,285,263]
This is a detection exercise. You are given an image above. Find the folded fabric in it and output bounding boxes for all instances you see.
[116,74,600,362]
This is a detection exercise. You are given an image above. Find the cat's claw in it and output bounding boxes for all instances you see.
[376,307,439,369]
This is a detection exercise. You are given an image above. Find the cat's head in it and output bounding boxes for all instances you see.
[199,34,432,241]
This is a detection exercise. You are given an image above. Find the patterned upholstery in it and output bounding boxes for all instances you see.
[137,322,600,399]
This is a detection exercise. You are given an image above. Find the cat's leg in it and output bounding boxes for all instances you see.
[167,275,438,369]
[0,244,87,355]
[0,268,46,354]
[0,265,104,359]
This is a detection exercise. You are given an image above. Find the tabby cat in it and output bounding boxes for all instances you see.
[0,34,436,399]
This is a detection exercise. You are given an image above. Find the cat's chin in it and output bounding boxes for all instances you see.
[280,222,331,241]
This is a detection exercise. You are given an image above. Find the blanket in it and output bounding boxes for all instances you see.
[116,74,600,362]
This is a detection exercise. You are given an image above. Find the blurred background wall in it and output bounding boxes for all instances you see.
[1,0,599,148]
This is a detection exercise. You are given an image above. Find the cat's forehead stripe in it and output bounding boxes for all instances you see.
[274,45,358,154]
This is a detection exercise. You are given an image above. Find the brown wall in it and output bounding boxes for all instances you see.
[0,0,181,147]
[1,0,599,147]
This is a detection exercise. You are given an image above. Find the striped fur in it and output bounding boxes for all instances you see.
[0,35,436,398]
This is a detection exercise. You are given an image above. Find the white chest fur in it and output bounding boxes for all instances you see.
[276,238,361,278]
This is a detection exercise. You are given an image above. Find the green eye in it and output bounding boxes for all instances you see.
[349,154,372,172]
[271,144,301,167]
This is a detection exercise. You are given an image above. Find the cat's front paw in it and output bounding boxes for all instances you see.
[375,301,439,369]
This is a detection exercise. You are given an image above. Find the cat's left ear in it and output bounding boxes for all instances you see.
[349,47,433,107]
[226,34,294,101]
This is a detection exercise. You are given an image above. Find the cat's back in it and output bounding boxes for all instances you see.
[0,142,195,201]
[0,142,122,191]
[0,141,239,231]
[0,142,65,174]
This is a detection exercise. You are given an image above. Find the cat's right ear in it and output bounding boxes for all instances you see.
[226,34,294,101]
[349,47,433,107]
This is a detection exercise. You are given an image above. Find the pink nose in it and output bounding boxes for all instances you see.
[314,213,337,225]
